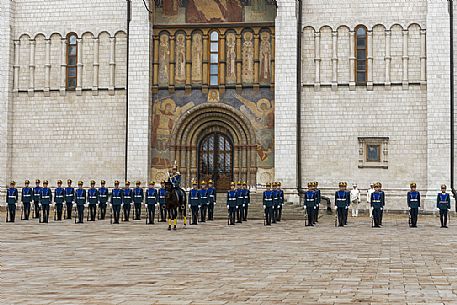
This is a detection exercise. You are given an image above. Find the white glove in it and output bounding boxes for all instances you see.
[235,206,238,209]
[263,205,266,210]
[39,203,42,208]
[242,204,245,207]
[188,205,191,208]
[334,206,338,210]
[144,204,147,208]
[226,205,229,209]
[214,202,216,205]
[313,206,316,210]
[345,206,348,209]
[380,208,383,211]
[303,206,306,210]
[84,204,88,208]
[198,205,201,209]
[408,207,411,210]
[436,207,439,211]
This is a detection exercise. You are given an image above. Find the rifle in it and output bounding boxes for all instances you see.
[408,208,411,227]
[20,204,24,220]
[5,205,9,223]
[110,205,113,224]
[38,204,42,223]
[74,205,77,224]
[145,205,149,224]
[304,206,308,226]
[54,205,57,221]
[334,208,338,227]
[86,205,90,222]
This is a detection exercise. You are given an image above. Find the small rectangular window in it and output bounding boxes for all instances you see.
[358,137,389,169]
[366,145,381,162]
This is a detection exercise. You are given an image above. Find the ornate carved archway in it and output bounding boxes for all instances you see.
[170,103,257,188]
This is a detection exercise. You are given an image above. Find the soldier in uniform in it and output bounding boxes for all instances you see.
[378,182,385,226]
[304,182,316,226]
[54,180,65,221]
[407,182,420,228]
[169,164,185,203]
[314,182,321,224]
[87,180,98,221]
[263,182,274,226]
[272,182,279,223]
[133,181,144,220]
[227,182,237,225]
[21,180,33,220]
[199,180,208,222]
[371,182,384,228]
[276,182,284,222]
[366,183,375,218]
[111,180,123,224]
[65,179,75,220]
[236,181,244,223]
[122,181,133,221]
[158,181,167,222]
[342,182,350,225]
[40,180,52,223]
[437,184,451,228]
[242,182,250,221]
[32,179,42,219]
[188,180,200,225]
[335,182,350,227]
[6,181,18,222]
[75,181,86,223]
[207,180,216,221]
[98,180,109,220]
[145,181,158,224]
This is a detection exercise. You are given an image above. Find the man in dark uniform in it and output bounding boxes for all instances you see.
[54,180,65,221]
[236,181,243,223]
[32,179,42,219]
[437,184,451,228]
[6,181,18,222]
[371,182,384,228]
[111,180,122,224]
[342,182,350,225]
[407,182,420,227]
[98,180,109,220]
[378,182,385,226]
[65,179,75,219]
[158,181,167,222]
[21,180,33,220]
[242,182,250,221]
[304,182,316,226]
[75,181,86,223]
[335,182,350,227]
[207,179,216,221]
[263,182,274,226]
[272,182,279,223]
[199,180,208,222]
[314,181,321,224]
[133,181,144,220]
[122,181,133,221]
[227,182,237,225]
[40,180,52,223]
[276,182,284,222]
[87,180,98,221]
[145,181,158,224]
[188,180,200,225]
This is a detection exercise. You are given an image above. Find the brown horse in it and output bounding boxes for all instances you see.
[165,182,187,230]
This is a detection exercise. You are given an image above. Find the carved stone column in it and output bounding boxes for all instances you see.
[109,36,116,95]
[93,37,99,94]
[349,30,355,90]
[202,32,209,93]
[185,33,191,92]
[314,32,321,91]
[76,38,83,95]
[152,34,159,93]
[420,29,426,89]
[235,32,242,91]
[28,39,35,96]
[13,40,20,94]
[44,39,51,96]
[385,30,391,88]
[253,30,260,90]
[402,29,409,89]
[331,30,338,90]
[60,38,66,96]
[367,30,374,90]
[219,31,226,92]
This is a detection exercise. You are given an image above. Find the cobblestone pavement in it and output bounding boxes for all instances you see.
[1,214,457,305]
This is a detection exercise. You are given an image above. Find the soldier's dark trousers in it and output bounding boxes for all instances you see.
[113,205,121,224]
[23,202,31,220]
[277,205,282,222]
[372,208,381,227]
[33,201,40,218]
[76,205,84,223]
[56,203,63,221]
[236,206,243,223]
[41,204,50,223]
[191,206,199,225]
[243,205,248,221]
[410,208,418,227]
[208,203,214,220]
[66,203,73,219]
[337,207,345,226]
[200,205,207,222]
[7,204,16,222]
[134,203,141,220]
[99,203,107,220]
[273,205,278,223]
[314,205,319,223]
[89,204,96,221]
[123,204,131,221]
[160,204,167,222]
[440,209,448,227]
[343,207,348,225]
[147,204,155,224]
[306,206,314,226]
[380,208,384,225]
[265,207,272,225]
[228,207,236,225]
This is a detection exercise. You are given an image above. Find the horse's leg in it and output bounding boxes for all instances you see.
[167,207,172,230]
[183,204,187,226]
[173,208,177,230]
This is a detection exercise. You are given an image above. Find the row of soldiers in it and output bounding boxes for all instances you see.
[261,182,285,225]
[4,179,174,224]
[223,181,251,225]
[186,179,217,225]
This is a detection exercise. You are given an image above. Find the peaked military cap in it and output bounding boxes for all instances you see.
[101,180,106,184]
[201,180,206,185]
[410,182,416,188]
[78,181,83,185]
[57,180,63,184]
[125,181,130,185]
[25,180,30,184]
[230,182,235,186]
[149,181,155,185]
[90,180,96,185]
[35,179,40,183]
[242,181,247,186]
[67,179,72,184]
[114,180,120,185]
[192,179,197,185]
[43,180,49,185]
[10,181,16,185]
[208,179,213,184]
[266,182,272,187]
[307,182,313,187]
[136,180,141,185]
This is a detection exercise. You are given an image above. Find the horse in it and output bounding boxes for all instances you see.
[164,182,187,230]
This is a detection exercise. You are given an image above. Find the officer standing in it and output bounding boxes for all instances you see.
[111,180,122,224]
[21,180,32,220]
[263,182,274,226]
[303,182,316,226]
[75,181,86,224]
[145,181,158,225]
[40,180,52,223]
[314,182,321,224]
[32,179,42,219]
[343,182,350,225]
[122,181,133,221]
[199,180,208,222]
[407,182,420,228]
[366,183,375,218]
[371,182,384,228]
[276,182,284,222]
[6,181,18,222]
[65,179,75,219]
[335,182,350,227]
[272,182,279,223]
[378,182,385,226]
[437,184,451,228]
[207,179,216,221]
[188,180,200,225]
[98,180,109,220]
[133,181,144,220]
[236,181,243,223]
[227,182,237,225]
[54,180,65,221]
[242,182,250,221]
[158,181,167,222]
[87,180,98,221]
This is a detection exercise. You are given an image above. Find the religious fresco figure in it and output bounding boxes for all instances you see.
[186,0,243,23]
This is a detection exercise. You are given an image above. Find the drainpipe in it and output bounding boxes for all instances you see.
[296,0,303,196]
[449,0,456,208]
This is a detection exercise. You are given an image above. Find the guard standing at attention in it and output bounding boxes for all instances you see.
[65,179,75,220]
[276,182,284,222]
[236,181,244,223]
[21,180,33,220]
[145,181,158,224]
[87,180,99,221]
[342,182,350,225]
[75,181,87,224]
[242,182,250,221]
[122,181,133,221]
[314,182,321,224]
[32,179,42,219]
[6,181,18,222]
[98,180,109,220]
[272,182,279,223]
[207,180,216,221]
[304,182,316,227]
[133,181,144,220]
[159,181,167,222]
[199,180,208,222]
[189,180,200,225]
[371,182,384,228]
[378,182,385,226]
[335,182,350,227]
[54,180,65,221]
[40,180,52,223]
[437,184,451,228]
[407,182,420,228]
[263,182,274,226]
[111,180,122,224]
[227,182,237,225]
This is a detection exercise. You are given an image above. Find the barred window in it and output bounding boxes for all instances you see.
[66,33,78,90]
[209,31,219,86]
[355,25,367,84]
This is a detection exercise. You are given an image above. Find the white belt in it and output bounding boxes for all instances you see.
[201,197,208,199]
[229,198,236,201]
[160,196,165,198]
[209,195,215,197]
[124,196,131,199]
[373,200,380,203]
[337,198,346,201]
[8,196,16,198]
[306,199,314,201]
[23,194,31,197]
[410,199,418,202]
[148,196,155,199]
[113,196,120,199]
[77,197,84,199]
[265,198,272,201]
[89,196,97,199]
[100,195,107,197]
[439,201,447,204]
[191,197,198,200]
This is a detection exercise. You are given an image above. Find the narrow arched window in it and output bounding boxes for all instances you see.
[66,33,78,90]
[355,25,367,84]
[209,31,219,86]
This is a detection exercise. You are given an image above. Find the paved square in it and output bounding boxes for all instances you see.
[1,213,457,304]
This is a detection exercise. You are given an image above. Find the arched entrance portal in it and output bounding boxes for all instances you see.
[198,132,234,190]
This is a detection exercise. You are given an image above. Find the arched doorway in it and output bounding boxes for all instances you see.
[198,132,234,190]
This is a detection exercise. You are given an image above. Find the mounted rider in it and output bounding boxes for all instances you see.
[168,162,185,203]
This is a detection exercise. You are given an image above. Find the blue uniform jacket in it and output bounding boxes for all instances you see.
[65,187,75,203]
[33,186,42,202]
[335,190,350,208]
[199,189,209,206]
[6,188,18,205]
[133,187,144,204]
[407,191,420,209]
[146,188,158,205]
[371,192,384,209]
[227,190,238,208]
[189,189,200,207]
[243,189,250,205]
[54,187,65,204]
[111,188,123,206]
[21,187,33,203]
[122,188,133,205]
[208,187,217,204]
[88,188,99,205]
[304,190,316,208]
[437,193,451,210]
[158,188,167,205]
[263,190,274,208]
[40,187,52,205]
[98,187,109,204]
[75,188,86,206]
[236,189,244,207]
[315,189,321,206]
